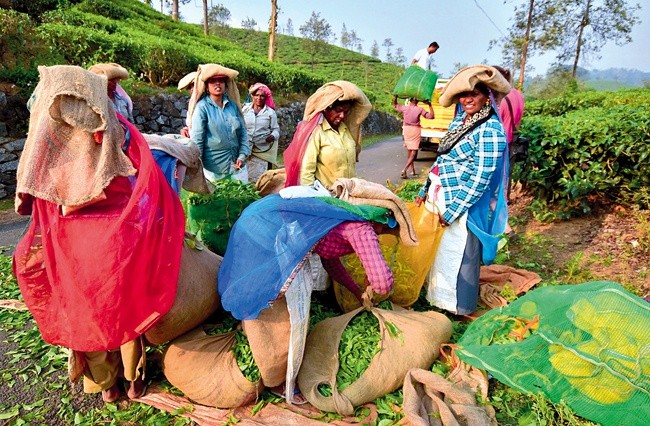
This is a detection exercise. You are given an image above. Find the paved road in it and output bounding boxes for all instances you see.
[357,135,436,185]
[0,136,439,251]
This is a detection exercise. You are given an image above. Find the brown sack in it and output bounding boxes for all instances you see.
[402,368,497,426]
[162,327,263,408]
[145,238,221,345]
[297,305,452,415]
[242,298,291,388]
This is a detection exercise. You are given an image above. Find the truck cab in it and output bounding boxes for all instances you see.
[418,78,456,152]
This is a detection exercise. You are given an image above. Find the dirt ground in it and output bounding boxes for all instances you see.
[507,185,650,298]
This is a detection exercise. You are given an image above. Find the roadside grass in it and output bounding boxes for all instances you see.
[0,199,14,211]
[361,133,400,149]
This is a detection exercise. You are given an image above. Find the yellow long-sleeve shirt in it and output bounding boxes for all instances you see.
[299,120,356,187]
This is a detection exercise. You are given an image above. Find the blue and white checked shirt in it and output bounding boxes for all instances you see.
[437,113,507,224]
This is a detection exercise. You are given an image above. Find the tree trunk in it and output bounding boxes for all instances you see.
[172,0,179,21]
[517,0,535,90]
[268,0,278,61]
[160,0,164,13]
[203,0,208,35]
[572,0,591,78]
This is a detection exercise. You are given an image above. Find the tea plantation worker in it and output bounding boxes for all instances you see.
[314,220,395,302]
[242,82,281,184]
[493,65,525,236]
[13,65,185,403]
[178,70,198,138]
[188,63,250,181]
[88,62,134,123]
[411,41,439,71]
[392,95,434,179]
[415,65,510,316]
[283,80,371,188]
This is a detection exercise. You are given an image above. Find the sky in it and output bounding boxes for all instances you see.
[174,0,650,78]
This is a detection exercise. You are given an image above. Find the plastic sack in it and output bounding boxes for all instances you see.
[456,281,650,426]
[392,66,439,102]
[334,202,444,312]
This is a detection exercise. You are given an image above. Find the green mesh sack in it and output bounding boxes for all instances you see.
[392,65,438,101]
[187,179,259,255]
[456,281,650,426]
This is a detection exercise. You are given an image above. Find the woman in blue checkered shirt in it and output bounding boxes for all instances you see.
[416,65,510,316]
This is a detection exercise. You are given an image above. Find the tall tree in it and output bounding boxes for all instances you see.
[494,0,570,88]
[170,0,190,21]
[299,12,334,71]
[242,17,257,30]
[348,29,363,53]
[394,47,407,66]
[285,18,294,36]
[382,38,394,62]
[268,0,278,61]
[558,0,640,77]
[202,0,208,35]
[370,40,380,58]
[206,3,231,35]
[340,23,350,48]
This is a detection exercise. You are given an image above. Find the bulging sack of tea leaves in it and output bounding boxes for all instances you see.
[242,298,291,388]
[144,237,222,345]
[334,204,444,312]
[162,327,263,408]
[297,303,452,415]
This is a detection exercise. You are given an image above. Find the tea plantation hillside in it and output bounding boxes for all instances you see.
[0,0,405,110]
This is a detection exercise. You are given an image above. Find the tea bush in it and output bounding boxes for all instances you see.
[516,90,650,217]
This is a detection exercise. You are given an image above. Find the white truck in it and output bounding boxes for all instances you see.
[418,78,456,152]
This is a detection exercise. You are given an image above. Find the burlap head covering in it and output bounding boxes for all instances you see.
[16,65,136,211]
[439,65,511,107]
[178,71,198,91]
[88,62,130,81]
[303,80,371,153]
[187,64,242,127]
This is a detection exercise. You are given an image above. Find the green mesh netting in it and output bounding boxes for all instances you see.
[187,180,259,256]
[456,281,650,426]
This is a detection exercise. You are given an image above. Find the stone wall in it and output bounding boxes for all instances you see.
[0,91,401,199]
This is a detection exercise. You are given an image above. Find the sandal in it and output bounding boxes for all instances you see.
[400,171,408,179]
[269,386,308,405]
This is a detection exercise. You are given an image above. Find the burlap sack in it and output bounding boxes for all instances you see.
[163,327,263,408]
[242,298,290,388]
[144,238,221,345]
[402,368,497,426]
[297,305,453,415]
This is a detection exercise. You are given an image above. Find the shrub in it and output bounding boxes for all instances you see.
[516,91,650,217]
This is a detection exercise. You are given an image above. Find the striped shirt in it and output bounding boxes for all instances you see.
[437,114,507,224]
[314,221,393,297]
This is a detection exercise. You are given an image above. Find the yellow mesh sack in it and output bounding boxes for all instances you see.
[334,203,444,312]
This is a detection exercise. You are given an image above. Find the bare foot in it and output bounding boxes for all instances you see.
[126,378,147,399]
[101,383,121,403]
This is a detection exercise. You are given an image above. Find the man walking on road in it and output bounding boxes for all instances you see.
[411,42,439,71]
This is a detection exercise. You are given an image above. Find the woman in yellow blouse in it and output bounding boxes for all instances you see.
[284,81,371,187]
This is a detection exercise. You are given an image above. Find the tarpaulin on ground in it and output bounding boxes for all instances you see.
[456,281,650,426]
[218,195,365,320]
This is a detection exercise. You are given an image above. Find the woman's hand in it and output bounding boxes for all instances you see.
[415,195,426,207]
[180,127,190,138]
[265,134,275,143]
[234,158,243,170]
[438,213,450,227]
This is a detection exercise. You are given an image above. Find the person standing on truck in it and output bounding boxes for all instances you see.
[411,42,439,71]
[392,95,434,179]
